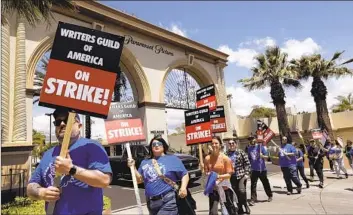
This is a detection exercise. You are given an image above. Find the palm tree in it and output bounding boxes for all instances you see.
[331,93,353,113]
[290,51,353,139]
[1,0,76,27]
[250,105,277,118]
[238,46,301,141]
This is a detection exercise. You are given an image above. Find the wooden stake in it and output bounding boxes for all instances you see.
[46,112,76,215]
[125,143,143,215]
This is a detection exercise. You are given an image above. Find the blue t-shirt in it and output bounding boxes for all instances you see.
[247,144,267,171]
[138,155,187,198]
[295,149,304,167]
[278,144,297,167]
[29,138,112,215]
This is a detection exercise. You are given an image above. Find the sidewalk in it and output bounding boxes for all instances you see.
[113,169,353,214]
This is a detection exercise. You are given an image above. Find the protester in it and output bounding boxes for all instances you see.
[127,136,191,215]
[344,140,353,171]
[278,136,302,195]
[303,139,315,182]
[227,139,251,214]
[247,138,273,205]
[27,108,112,215]
[324,139,335,171]
[329,139,348,179]
[204,136,238,215]
[307,139,325,188]
[294,142,310,188]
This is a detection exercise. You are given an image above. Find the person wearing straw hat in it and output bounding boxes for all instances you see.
[27,108,112,215]
[328,138,348,179]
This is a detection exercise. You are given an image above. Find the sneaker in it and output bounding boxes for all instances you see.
[309,176,314,182]
[319,183,323,188]
[345,173,348,178]
[306,183,310,189]
[286,192,291,195]
[296,187,302,194]
[248,200,255,206]
[268,197,273,202]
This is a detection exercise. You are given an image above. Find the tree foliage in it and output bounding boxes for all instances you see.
[249,106,277,118]
[331,93,353,113]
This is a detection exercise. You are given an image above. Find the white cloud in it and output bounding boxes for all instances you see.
[219,37,321,69]
[166,109,185,129]
[159,22,188,37]
[281,37,321,60]
[226,75,353,117]
[218,45,258,69]
[33,115,52,134]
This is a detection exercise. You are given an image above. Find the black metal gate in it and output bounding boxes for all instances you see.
[164,68,201,110]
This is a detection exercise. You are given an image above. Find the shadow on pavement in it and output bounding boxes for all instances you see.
[111,179,145,189]
[344,188,353,192]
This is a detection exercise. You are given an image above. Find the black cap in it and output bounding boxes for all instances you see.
[53,108,81,122]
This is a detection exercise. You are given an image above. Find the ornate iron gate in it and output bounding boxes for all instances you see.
[164,68,201,110]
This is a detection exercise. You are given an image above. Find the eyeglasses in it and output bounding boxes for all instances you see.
[229,142,236,145]
[53,118,68,126]
[152,141,163,147]
[53,118,78,126]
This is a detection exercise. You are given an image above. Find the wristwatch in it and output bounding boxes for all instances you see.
[69,165,77,176]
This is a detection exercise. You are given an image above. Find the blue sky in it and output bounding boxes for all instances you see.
[33,1,353,137]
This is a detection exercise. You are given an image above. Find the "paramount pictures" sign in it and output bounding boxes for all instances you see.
[124,35,174,56]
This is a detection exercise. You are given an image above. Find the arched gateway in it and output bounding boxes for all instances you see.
[1,1,230,193]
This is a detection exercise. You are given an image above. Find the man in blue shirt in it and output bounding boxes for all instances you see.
[247,138,273,206]
[27,108,112,215]
[278,136,302,195]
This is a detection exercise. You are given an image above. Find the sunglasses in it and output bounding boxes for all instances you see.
[53,117,68,126]
[152,141,163,147]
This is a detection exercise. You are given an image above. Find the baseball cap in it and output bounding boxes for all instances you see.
[53,108,81,123]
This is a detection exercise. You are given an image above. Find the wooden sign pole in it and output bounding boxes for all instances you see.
[46,112,76,215]
[125,143,143,215]
[198,144,206,190]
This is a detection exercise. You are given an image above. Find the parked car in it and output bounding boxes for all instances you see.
[109,144,202,183]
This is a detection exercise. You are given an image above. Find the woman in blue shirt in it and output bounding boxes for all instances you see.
[294,142,309,188]
[128,136,190,215]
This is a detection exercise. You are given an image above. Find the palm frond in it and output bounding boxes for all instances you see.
[339,58,353,66]
[1,0,76,28]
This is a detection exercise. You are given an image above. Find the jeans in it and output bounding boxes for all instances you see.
[297,165,309,185]
[147,191,178,215]
[209,189,237,215]
[281,166,302,192]
[333,158,347,177]
[250,171,273,201]
[230,175,249,213]
[309,160,315,178]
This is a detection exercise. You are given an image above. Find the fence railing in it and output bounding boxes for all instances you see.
[1,169,28,202]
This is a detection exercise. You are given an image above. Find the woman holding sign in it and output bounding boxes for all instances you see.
[204,136,238,215]
[127,136,193,215]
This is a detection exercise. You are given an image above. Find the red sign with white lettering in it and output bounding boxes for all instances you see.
[196,85,217,111]
[104,102,146,144]
[210,106,227,133]
[185,107,212,145]
[105,118,145,143]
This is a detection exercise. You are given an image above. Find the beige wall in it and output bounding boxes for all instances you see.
[236,111,353,140]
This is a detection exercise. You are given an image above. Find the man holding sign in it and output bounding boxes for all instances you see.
[27,108,112,215]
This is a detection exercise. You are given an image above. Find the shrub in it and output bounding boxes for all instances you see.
[1,196,111,214]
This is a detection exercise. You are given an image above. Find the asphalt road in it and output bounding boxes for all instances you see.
[104,163,281,212]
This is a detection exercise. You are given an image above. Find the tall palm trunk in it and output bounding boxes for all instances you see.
[270,81,292,142]
[311,77,333,139]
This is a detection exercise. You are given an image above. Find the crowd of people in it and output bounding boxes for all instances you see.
[27,108,353,215]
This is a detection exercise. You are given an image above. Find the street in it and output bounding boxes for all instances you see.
[104,162,281,212]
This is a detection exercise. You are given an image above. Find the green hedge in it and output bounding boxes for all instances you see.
[1,196,111,215]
